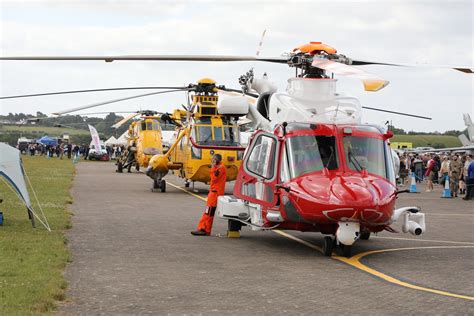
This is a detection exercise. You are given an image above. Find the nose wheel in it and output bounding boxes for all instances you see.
[152,179,167,192]
[341,244,352,258]
[359,231,371,240]
[322,236,334,256]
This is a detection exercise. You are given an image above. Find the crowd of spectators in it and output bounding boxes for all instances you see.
[22,143,126,161]
[398,152,474,200]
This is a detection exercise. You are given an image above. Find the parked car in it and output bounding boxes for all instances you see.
[88,141,110,161]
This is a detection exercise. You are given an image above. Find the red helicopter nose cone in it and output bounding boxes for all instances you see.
[291,174,396,224]
[331,180,378,205]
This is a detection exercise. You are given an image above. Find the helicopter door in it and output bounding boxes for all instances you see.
[234,131,279,207]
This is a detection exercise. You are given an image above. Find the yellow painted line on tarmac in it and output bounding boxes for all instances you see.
[169,184,474,301]
[373,236,474,245]
[167,182,207,202]
[333,246,474,301]
[273,230,323,253]
[273,232,474,301]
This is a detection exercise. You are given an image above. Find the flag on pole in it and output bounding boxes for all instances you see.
[88,124,102,154]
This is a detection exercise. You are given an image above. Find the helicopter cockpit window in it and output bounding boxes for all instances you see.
[147,122,153,131]
[141,122,147,131]
[213,126,224,141]
[152,121,161,131]
[287,135,338,178]
[246,134,277,180]
[343,136,387,178]
[196,125,213,144]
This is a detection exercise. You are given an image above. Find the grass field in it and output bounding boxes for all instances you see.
[0,155,74,314]
[391,135,462,148]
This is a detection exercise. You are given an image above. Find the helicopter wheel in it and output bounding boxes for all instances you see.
[153,179,160,189]
[185,181,190,188]
[135,164,140,172]
[341,244,352,258]
[116,162,123,173]
[160,180,166,193]
[360,231,371,240]
[322,236,334,256]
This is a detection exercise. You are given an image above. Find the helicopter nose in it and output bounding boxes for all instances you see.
[331,179,378,205]
[295,174,395,224]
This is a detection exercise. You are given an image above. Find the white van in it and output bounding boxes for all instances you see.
[88,141,109,160]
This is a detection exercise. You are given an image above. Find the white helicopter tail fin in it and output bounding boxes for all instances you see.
[463,113,474,143]
[458,134,470,146]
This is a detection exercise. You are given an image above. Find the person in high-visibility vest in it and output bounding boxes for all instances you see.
[191,154,227,236]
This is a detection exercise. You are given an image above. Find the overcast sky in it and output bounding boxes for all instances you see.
[0,0,472,132]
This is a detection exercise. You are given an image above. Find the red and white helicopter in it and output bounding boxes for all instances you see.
[209,42,470,257]
[1,42,471,256]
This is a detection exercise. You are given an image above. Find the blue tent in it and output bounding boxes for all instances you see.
[38,136,58,146]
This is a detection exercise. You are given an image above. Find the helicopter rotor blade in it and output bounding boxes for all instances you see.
[52,88,190,115]
[312,57,389,92]
[351,59,473,74]
[361,106,432,120]
[0,86,188,100]
[111,113,141,129]
[64,111,139,116]
[0,54,288,63]
[1,53,470,73]
[218,86,260,97]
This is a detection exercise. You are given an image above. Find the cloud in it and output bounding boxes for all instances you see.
[0,0,472,132]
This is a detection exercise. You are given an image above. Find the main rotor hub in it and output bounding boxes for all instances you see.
[288,42,353,78]
[191,77,220,95]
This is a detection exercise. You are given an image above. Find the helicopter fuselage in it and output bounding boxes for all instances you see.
[232,122,399,235]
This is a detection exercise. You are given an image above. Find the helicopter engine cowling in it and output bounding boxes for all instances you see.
[267,78,362,127]
[217,95,249,116]
[250,77,278,95]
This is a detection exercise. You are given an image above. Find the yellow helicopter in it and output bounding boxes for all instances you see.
[114,110,165,173]
[145,78,246,192]
[0,78,245,193]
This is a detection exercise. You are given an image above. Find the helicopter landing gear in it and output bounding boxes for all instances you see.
[322,236,334,256]
[359,231,371,240]
[152,179,167,192]
[227,219,242,238]
[116,162,123,173]
[341,244,352,258]
[185,180,190,188]
[160,179,166,193]
[135,164,140,172]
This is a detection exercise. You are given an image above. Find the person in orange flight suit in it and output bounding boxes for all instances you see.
[191,154,227,236]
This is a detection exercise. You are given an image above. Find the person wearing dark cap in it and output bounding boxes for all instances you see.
[191,153,227,236]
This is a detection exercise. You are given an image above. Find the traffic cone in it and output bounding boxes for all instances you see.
[441,175,452,198]
[409,172,419,193]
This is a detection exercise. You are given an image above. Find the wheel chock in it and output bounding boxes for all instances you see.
[227,230,241,238]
